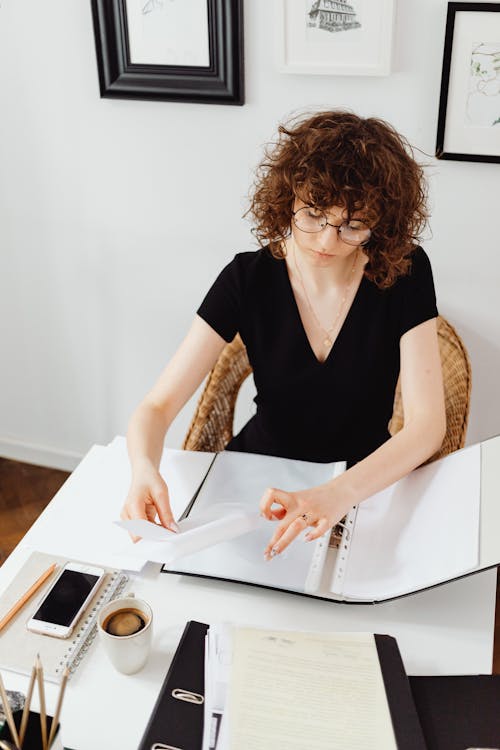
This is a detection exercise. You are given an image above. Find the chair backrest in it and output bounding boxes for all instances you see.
[183,316,472,461]
[183,334,251,452]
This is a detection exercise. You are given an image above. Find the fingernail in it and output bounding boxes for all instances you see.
[304,534,313,542]
[168,521,180,533]
[270,546,279,557]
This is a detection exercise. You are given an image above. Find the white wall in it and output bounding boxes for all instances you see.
[0,0,499,470]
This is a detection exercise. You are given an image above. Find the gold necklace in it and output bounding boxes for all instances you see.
[292,238,359,350]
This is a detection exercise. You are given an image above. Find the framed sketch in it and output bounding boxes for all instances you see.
[436,3,500,163]
[277,0,395,76]
[91,0,244,105]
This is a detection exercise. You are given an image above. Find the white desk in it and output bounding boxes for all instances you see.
[0,444,497,750]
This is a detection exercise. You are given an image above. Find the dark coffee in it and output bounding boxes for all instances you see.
[102,607,148,637]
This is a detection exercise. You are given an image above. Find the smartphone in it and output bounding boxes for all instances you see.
[26,562,105,638]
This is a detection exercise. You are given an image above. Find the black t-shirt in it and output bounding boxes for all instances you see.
[197,246,438,465]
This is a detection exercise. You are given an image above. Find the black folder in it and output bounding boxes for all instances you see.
[408,675,500,750]
[138,620,427,750]
[138,621,208,750]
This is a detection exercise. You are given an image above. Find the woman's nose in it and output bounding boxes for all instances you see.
[318,222,341,250]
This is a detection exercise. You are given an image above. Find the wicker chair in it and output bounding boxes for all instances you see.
[183,316,472,462]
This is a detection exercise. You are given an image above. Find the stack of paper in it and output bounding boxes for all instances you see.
[203,625,399,750]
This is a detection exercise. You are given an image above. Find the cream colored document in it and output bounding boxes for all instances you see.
[228,628,397,750]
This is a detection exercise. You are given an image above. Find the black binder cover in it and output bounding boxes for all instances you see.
[409,675,500,750]
[139,623,426,750]
[138,620,209,750]
[375,635,427,750]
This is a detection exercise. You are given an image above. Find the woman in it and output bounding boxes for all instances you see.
[121,110,446,560]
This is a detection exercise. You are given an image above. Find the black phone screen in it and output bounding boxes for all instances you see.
[32,569,100,626]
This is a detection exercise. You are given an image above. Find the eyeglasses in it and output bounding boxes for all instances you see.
[292,206,372,246]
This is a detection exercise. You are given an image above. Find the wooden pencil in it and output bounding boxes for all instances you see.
[0,669,20,748]
[36,655,48,750]
[47,666,69,747]
[19,662,37,746]
[0,563,57,633]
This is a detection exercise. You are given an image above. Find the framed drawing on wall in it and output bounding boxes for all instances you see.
[436,3,500,163]
[91,0,244,105]
[277,0,395,76]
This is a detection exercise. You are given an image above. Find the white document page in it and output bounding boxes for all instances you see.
[202,624,232,750]
[21,437,215,571]
[116,508,260,563]
[228,628,397,750]
[479,435,500,568]
[168,450,343,594]
[338,443,481,601]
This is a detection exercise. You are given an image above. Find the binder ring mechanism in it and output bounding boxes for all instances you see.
[172,687,204,704]
[336,521,351,541]
[329,520,351,549]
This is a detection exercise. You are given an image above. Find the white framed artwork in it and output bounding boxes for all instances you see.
[91,0,244,105]
[436,2,500,163]
[125,0,210,67]
[277,0,396,76]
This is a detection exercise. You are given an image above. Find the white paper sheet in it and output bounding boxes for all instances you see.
[202,624,233,750]
[479,435,500,568]
[20,438,215,571]
[338,443,481,601]
[115,507,261,563]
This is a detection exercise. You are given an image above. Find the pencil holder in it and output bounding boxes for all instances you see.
[0,710,62,750]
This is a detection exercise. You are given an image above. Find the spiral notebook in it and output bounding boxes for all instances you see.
[0,551,128,683]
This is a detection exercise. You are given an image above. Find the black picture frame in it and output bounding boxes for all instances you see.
[91,0,244,105]
[436,2,500,163]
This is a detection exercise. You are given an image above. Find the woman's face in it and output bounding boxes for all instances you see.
[291,197,370,266]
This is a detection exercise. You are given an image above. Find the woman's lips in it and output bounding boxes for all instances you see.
[312,249,335,258]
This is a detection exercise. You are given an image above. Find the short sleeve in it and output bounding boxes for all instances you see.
[397,247,438,338]
[196,255,244,342]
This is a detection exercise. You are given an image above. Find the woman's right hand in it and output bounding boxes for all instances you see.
[120,464,179,543]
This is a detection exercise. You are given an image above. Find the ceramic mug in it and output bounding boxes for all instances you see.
[97,594,153,675]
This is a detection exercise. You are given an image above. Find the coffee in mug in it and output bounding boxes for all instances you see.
[102,607,148,636]
[98,595,153,674]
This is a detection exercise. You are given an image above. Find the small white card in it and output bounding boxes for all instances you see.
[115,507,261,564]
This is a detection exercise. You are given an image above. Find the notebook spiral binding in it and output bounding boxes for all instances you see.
[54,570,129,678]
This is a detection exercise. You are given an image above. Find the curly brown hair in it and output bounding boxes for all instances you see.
[246,110,429,288]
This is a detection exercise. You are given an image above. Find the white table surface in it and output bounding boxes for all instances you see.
[0,443,497,750]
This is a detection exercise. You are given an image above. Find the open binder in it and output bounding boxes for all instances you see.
[159,434,500,603]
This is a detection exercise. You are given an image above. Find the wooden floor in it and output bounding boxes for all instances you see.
[1,456,499,672]
[0,458,70,565]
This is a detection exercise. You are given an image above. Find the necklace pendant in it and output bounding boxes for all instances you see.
[324,337,332,348]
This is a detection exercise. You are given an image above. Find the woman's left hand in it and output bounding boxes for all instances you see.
[259,483,353,560]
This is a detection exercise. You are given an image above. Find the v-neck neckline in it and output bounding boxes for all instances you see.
[281,258,367,365]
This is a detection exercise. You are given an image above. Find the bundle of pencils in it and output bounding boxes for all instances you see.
[0,655,68,749]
